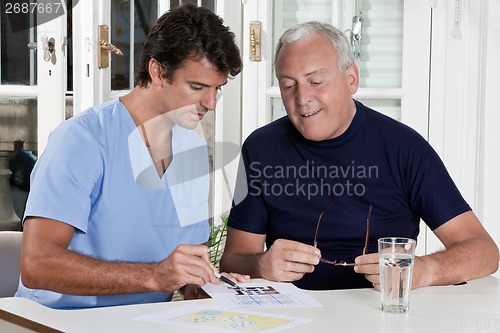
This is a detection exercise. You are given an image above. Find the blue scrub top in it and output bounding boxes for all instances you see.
[16,99,210,309]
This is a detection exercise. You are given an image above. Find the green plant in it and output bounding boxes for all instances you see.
[208,215,228,268]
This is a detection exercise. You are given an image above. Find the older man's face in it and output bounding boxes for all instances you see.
[276,33,359,141]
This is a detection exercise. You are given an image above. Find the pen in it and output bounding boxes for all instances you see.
[215,272,242,289]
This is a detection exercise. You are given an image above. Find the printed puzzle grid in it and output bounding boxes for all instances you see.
[202,280,323,309]
[134,304,313,333]
[225,285,302,306]
[170,309,293,332]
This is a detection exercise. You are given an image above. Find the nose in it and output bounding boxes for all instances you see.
[295,84,312,106]
[201,90,218,111]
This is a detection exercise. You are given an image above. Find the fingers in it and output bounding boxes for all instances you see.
[176,243,212,263]
[354,253,380,290]
[221,272,250,283]
[354,252,378,265]
[284,238,322,255]
[156,244,218,291]
[260,239,321,282]
[275,239,321,264]
[212,272,251,286]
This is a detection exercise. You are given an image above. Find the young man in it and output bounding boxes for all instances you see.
[220,21,498,290]
[16,4,247,309]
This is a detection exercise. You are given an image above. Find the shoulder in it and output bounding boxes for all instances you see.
[69,99,125,131]
[42,99,129,164]
[51,99,128,143]
[244,116,295,146]
[358,101,428,147]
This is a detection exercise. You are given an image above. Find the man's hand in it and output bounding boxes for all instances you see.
[153,244,218,292]
[355,211,500,291]
[354,253,380,290]
[218,272,251,285]
[258,239,321,282]
[353,253,424,291]
[180,272,250,300]
[220,228,320,282]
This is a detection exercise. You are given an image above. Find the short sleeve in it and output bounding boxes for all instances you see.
[405,140,471,230]
[24,120,103,232]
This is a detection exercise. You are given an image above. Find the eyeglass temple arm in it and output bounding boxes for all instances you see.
[313,199,336,248]
[362,204,373,255]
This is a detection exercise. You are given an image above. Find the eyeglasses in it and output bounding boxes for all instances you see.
[313,200,372,266]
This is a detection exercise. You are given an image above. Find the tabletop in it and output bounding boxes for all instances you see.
[0,276,499,333]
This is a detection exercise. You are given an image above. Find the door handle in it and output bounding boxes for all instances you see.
[99,40,123,56]
[249,21,261,61]
[97,25,123,69]
[39,35,57,64]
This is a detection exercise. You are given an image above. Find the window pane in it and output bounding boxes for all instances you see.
[111,0,158,90]
[270,0,403,89]
[202,0,215,9]
[348,0,404,88]
[172,0,196,7]
[1,7,37,85]
[270,97,286,122]
[67,0,73,91]
[170,1,215,11]
[0,97,37,153]
[272,0,332,87]
[357,98,401,121]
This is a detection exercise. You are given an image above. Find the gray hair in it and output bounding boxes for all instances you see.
[274,21,354,72]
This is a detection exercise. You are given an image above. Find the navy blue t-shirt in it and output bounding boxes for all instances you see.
[228,100,471,290]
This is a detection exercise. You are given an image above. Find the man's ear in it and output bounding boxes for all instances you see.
[148,59,163,86]
[346,63,359,95]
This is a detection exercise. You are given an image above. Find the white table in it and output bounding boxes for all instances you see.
[1,277,499,333]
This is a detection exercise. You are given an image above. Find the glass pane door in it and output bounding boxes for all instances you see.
[0,8,38,222]
[111,0,158,90]
[0,1,72,223]
[354,0,403,89]
[0,9,38,153]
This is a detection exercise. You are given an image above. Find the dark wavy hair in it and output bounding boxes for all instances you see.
[135,4,242,87]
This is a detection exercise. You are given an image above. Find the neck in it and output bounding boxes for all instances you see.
[121,86,175,177]
[120,86,170,127]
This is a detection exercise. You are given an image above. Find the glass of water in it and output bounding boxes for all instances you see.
[378,237,416,313]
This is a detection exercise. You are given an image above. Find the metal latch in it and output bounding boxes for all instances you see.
[346,15,363,58]
[97,25,123,69]
[249,21,261,62]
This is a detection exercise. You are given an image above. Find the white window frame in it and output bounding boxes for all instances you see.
[36,7,67,154]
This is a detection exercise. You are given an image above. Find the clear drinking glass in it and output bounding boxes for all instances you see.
[378,237,416,313]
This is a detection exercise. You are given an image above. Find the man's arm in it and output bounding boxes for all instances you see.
[20,217,219,295]
[219,227,320,282]
[413,211,499,287]
[355,211,499,290]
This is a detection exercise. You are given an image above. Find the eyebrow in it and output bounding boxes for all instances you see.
[278,68,328,81]
[187,80,228,87]
[305,68,328,76]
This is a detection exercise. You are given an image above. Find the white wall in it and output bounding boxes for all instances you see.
[425,0,499,276]
[480,0,500,277]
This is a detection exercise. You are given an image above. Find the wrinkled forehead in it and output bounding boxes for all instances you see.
[275,34,338,73]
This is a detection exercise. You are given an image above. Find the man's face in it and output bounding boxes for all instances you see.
[158,56,228,130]
[276,33,359,141]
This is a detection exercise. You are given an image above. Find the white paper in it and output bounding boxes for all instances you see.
[134,304,313,333]
[202,280,323,309]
